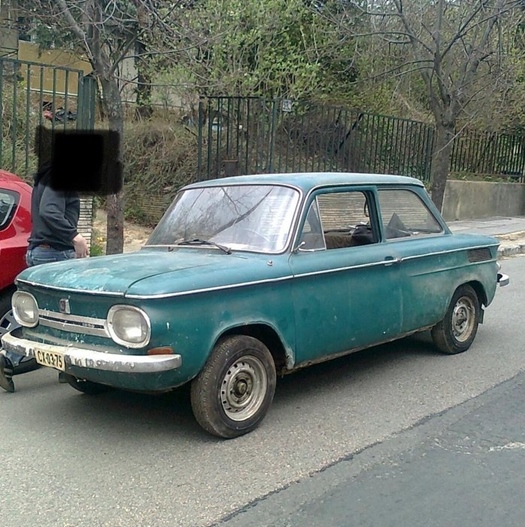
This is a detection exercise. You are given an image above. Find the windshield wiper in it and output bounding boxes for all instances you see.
[173,238,232,254]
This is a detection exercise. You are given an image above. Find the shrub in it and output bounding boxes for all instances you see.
[121,118,199,225]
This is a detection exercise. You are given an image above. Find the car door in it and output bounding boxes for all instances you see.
[289,186,403,366]
[376,186,457,333]
[0,187,27,291]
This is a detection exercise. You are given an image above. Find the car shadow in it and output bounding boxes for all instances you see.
[37,333,442,442]
[50,380,208,441]
[273,331,443,403]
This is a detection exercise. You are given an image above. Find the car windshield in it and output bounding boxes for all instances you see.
[146,184,300,253]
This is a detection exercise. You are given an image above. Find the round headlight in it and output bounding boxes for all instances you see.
[107,305,151,348]
[12,291,39,327]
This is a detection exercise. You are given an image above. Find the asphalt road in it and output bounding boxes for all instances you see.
[1,256,523,527]
[219,371,525,527]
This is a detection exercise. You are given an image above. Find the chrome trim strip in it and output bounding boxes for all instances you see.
[39,318,108,337]
[125,274,295,299]
[293,259,391,279]
[19,244,500,301]
[126,243,498,300]
[16,279,125,297]
[126,259,394,299]
[400,244,499,262]
[40,310,105,326]
[1,332,182,374]
[38,309,108,337]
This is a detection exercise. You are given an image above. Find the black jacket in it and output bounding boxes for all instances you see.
[27,166,80,251]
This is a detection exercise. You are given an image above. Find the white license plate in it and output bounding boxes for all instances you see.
[34,348,65,371]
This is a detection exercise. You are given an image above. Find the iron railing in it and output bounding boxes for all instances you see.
[0,57,96,179]
[197,97,434,181]
[197,96,525,184]
[450,129,525,182]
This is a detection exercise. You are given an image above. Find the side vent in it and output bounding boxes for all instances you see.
[467,248,491,263]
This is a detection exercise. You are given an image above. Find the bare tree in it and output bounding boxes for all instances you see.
[21,0,161,253]
[326,0,522,210]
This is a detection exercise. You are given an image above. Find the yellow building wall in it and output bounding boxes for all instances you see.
[18,41,92,96]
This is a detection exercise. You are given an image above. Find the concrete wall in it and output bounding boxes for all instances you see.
[442,180,525,222]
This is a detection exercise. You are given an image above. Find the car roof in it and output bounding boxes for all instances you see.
[185,172,424,193]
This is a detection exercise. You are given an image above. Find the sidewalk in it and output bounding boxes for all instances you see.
[448,215,525,257]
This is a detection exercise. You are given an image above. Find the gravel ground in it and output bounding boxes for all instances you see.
[93,210,152,253]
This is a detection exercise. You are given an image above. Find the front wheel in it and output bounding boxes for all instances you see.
[431,284,481,355]
[190,335,276,439]
[63,373,113,395]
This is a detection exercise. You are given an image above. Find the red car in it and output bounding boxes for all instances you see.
[0,169,32,321]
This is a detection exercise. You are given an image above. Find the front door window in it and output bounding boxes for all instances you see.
[299,191,377,251]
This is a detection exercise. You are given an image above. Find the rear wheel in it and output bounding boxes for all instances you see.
[431,284,481,355]
[63,373,113,395]
[191,335,276,438]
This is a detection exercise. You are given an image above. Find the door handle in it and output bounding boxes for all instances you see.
[383,256,401,266]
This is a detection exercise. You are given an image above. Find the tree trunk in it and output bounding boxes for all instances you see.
[135,39,153,120]
[429,122,455,212]
[99,76,125,255]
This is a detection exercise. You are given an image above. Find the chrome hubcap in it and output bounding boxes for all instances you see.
[220,355,267,421]
[452,297,476,342]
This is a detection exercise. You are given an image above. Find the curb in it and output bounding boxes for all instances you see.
[498,244,525,257]
[496,236,525,258]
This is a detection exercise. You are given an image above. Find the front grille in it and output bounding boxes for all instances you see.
[39,310,108,338]
[467,248,492,263]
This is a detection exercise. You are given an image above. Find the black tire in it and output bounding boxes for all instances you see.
[64,373,113,395]
[431,284,481,355]
[190,335,276,439]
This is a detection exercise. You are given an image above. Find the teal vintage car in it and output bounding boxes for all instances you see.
[2,173,509,438]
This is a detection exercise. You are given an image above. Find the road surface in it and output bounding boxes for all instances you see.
[1,256,523,527]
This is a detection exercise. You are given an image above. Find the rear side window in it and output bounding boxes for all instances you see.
[0,190,19,231]
[378,189,442,240]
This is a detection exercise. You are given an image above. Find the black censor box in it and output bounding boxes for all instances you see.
[35,126,122,195]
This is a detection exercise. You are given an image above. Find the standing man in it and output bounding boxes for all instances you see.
[0,162,89,392]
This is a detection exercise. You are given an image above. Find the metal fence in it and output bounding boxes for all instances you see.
[450,129,525,182]
[197,97,434,182]
[197,96,525,184]
[0,57,96,179]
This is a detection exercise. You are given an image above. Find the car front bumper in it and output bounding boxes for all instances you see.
[1,329,182,374]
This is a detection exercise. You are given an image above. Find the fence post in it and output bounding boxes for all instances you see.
[197,98,204,180]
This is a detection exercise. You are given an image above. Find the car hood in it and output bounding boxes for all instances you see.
[16,248,289,297]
